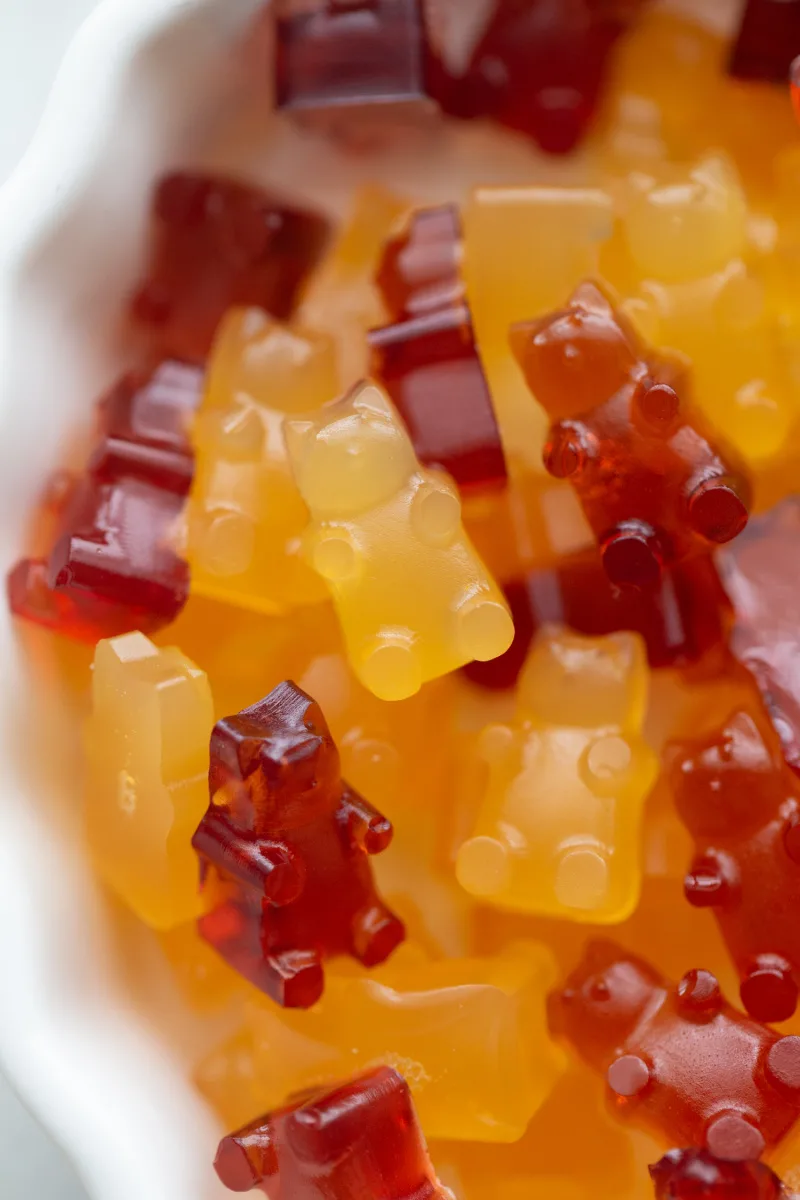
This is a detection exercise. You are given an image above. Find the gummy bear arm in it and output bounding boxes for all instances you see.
[215,1117,278,1191]
[192,810,305,906]
[337,784,393,855]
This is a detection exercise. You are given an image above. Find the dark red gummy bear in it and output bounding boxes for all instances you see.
[375,204,464,319]
[510,282,750,589]
[667,707,800,1023]
[650,1149,785,1200]
[368,302,506,492]
[131,172,330,362]
[718,498,800,780]
[274,0,437,148]
[432,0,643,154]
[463,551,730,689]
[729,0,800,83]
[214,1067,450,1197]
[547,940,800,1160]
[193,681,405,1008]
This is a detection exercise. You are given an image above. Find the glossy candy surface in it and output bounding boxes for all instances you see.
[375,204,463,320]
[649,1149,784,1200]
[193,680,404,1007]
[285,380,513,700]
[729,0,800,83]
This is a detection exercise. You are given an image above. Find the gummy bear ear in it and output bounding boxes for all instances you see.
[283,417,317,468]
[350,379,396,420]
[568,279,616,318]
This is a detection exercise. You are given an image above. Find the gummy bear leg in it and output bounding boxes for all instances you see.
[457,598,514,663]
[740,957,799,1023]
[600,521,662,589]
[360,633,422,701]
[765,1035,800,1095]
[264,948,324,1009]
[351,903,405,967]
[705,1112,765,1161]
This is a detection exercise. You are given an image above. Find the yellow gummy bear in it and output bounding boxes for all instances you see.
[197,942,563,1142]
[284,380,514,701]
[456,627,658,922]
[85,631,214,930]
[185,307,337,615]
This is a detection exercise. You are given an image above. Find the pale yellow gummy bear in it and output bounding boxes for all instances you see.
[185,307,337,615]
[198,942,564,1142]
[456,627,658,923]
[85,631,214,930]
[284,380,514,701]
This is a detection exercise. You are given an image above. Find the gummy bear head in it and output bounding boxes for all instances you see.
[285,381,418,518]
[666,709,789,839]
[547,940,664,1069]
[623,154,748,283]
[210,682,342,832]
[510,281,644,420]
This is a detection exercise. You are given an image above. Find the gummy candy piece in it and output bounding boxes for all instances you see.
[274,0,437,150]
[201,942,563,1142]
[368,301,507,493]
[375,204,463,319]
[85,632,213,929]
[433,0,639,154]
[548,941,800,1159]
[717,498,800,777]
[284,380,513,700]
[463,185,613,474]
[214,1066,453,1197]
[131,172,330,362]
[793,57,800,123]
[185,307,336,614]
[90,360,202,494]
[457,627,658,920]
[667,705,800,1023]
[729,0,800,83]
[193,681,404,1007]
[463,552,731,689]
[650,1149,784,1200]
[511,281,751,587]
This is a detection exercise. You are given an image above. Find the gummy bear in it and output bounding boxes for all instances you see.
[185,307,336,614]
[85,631,213,930]
[284,380,513,700]
[548,941,800,1160]
[274,0,438,151]
[511,281,751,588]
[650,1149,784,1200]
[729,0,800,83]
[667,705,800,1023]
[456,627,658,921]
[368,301,507,493]
[131,172,330,362]
[375,204,463,320]
[193,681,404,1007]
[214,1066,453,1197]
[717,497,800,778]
[200,942,562,1142]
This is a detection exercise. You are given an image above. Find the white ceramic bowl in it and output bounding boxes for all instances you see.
[0,0,742,1197]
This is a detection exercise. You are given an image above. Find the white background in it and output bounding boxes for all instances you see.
[1,3,98,1196]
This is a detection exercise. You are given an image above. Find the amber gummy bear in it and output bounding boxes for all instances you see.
[650,1149,784,1200]
[274,0,438,149]
[214,1067,452,1197]
[729,0,800,83]
[131,172,330,362]
[667,705,800,1023]
[549,941,800,1160]
[193,680,404,1008]
[511,281,751,589]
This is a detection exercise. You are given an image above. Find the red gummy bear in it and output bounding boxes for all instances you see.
[131,172,330,361]
[193,681,405,1008]
[548,941,800,1160]
[375,204,464,319]
[214,1066,452,1197]
[274,0,437,150]
[729,0,800,83]
[718,498,800,779]
[510,282,750,589]
[432,0,642,154]
[650,1149,784,1200]
[667,707,800,1023]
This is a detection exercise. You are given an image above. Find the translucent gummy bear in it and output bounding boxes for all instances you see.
[85,631,214,929]
[284,380,513,700]
[185,307,337,614]
[199,942,563,1142]
[456,627,658,921]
